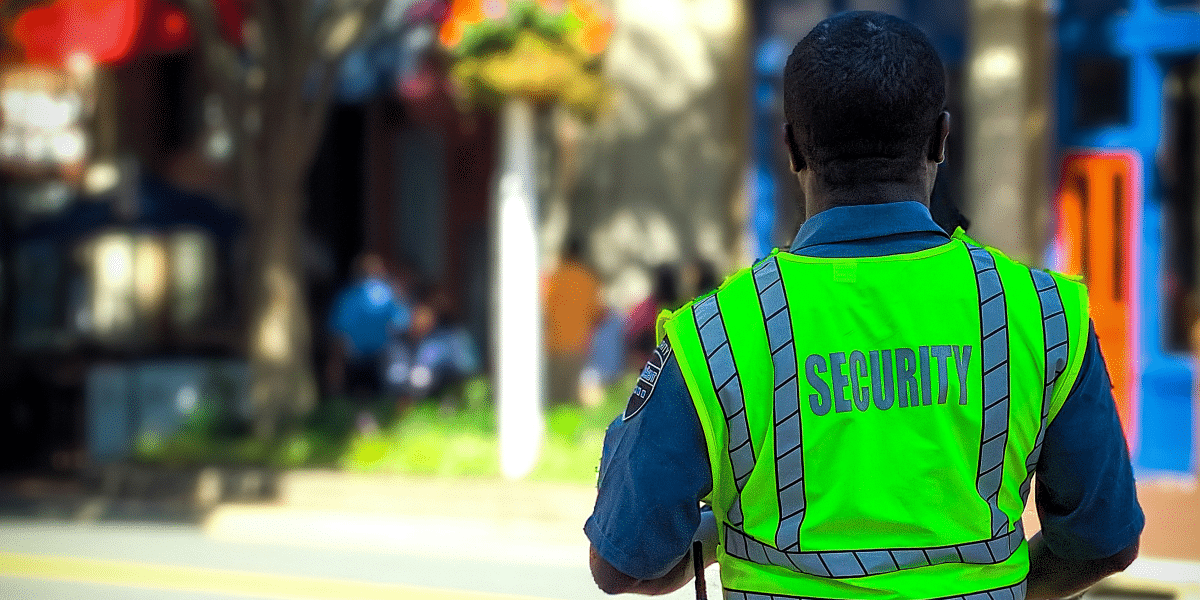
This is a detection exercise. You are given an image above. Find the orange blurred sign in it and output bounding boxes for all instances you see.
[1053,149,1141,440]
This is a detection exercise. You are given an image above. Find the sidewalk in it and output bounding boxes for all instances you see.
[204,471,597,567]
[204,471,1200,597]
[7,467,1198,596]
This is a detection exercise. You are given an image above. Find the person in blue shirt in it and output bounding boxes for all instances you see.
[586,11,1143,599]
[325,252,411,397]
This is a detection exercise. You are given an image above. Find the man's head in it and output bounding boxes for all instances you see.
[783,12,948,194]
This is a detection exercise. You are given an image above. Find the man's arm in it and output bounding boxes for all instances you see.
[589,509,717,595]
[590,546,694,596]
[1026,531,1138,600]
[1029,323,1144,598]
[585,343,716,594]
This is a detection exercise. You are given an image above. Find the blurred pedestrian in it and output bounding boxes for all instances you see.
[543,237,606,404]
[325,252,411,400]
[623,264,679,369]
[580,310,624,407]
[385,282,481,408]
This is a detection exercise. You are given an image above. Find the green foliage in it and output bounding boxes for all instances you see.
[132,373,642,485]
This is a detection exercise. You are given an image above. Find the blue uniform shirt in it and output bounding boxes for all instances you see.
[328,277,411,359]
[585,201,1144,580]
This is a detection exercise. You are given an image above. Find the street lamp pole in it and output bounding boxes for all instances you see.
[495,98,544,480]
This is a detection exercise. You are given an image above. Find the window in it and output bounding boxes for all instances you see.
[1072,56,1130,129]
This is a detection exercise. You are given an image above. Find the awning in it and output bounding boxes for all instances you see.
[12,0,245,68]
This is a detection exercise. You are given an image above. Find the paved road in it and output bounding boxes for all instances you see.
[0,519,1173,600]
[0,520,716,600]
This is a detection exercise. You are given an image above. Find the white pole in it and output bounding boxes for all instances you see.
[495,98,544,480]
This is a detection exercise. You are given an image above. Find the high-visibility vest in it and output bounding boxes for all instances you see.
[657,233,1090,600]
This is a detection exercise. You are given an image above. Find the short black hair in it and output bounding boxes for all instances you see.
[784,11,946,185]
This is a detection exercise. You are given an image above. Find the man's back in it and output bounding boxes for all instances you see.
[587,202,1142,599]
[586,12,1142,599]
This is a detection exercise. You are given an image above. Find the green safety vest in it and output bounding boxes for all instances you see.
[657,231,1090,600]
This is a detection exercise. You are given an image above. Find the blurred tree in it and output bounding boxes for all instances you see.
[166,0,388,437]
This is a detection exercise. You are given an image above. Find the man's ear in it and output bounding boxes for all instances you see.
[929,111,950,164]
[784,123,805,172]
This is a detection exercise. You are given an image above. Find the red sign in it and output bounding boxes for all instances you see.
[12,0,246,67]
[13,0,145,67]
[1053,149,1141,444]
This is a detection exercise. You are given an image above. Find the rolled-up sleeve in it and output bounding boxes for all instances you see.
[1035,322,1145,560]
[584,347,712,580]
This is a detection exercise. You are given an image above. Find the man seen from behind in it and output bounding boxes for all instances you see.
[585,11,1143,600]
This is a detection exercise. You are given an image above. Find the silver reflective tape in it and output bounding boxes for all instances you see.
[958,541,993,564]
[709,345,738,393]
[726,524,747,557]
[1022,270,1067,511]
[989,584,1016,600]
[982,404,1007,439]
[982,333,1007,371]
[728,498,744,528]
[892,549,930,569]
[724,519,1024,578]
[779,478,805,510]
[970,246,1011,539]
[766,317,792,354]
[694,294,755,530]
[723,581,1027,600]
[926,546,960,565]
[979,434,1007,472]
[857,550,898,575]
[818,551,865,577]
[763,544,792,569]
[775,412,802,457]
[753,257,807,553]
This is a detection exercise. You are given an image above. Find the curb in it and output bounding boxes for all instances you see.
[204,505,590,567]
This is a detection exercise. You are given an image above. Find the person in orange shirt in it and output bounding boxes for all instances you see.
[544,237,606,404]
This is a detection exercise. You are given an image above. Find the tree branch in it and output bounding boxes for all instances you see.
[166,0,244,110]
[311,0,389,65]
[297,0,388,159]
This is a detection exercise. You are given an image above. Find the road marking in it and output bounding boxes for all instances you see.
[0,551,563,600]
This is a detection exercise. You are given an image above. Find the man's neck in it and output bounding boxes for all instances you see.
[804,181,931,218]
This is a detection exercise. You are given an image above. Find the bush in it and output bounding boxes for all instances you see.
[132,373,641,485]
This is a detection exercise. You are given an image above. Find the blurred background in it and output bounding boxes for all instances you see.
[0,0,1197,599]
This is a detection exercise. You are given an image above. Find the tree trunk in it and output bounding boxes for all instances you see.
[245,179,317,438]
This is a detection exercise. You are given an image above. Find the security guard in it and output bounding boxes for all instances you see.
[586,11,1143,600]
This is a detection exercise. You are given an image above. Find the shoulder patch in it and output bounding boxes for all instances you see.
[624,339,673,420]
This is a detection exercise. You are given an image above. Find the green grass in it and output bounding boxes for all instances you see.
[133,374,639,485]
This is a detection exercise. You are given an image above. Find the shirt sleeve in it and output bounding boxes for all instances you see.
[1034,321,1145,560]
[584,340,713,580]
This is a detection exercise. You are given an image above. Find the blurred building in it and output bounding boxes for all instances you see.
[0,0,250,471]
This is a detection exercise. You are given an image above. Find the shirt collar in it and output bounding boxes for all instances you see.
[789,201,949,253]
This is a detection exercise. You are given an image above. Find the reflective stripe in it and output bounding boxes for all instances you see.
[1021,270,1068,503]
[968,247,1011,538]
[695,294,755,527]
[722,579,1027,600]
[753,257,805,551]
[723,520,1025,578]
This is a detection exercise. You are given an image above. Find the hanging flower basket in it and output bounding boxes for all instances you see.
[438,0,612,120]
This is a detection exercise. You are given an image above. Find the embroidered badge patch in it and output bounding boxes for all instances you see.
[624,339,673,420]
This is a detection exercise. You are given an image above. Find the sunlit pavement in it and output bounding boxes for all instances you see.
[1,520,1194,600]
[0,519,721,600]
[0,471,1195,600]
